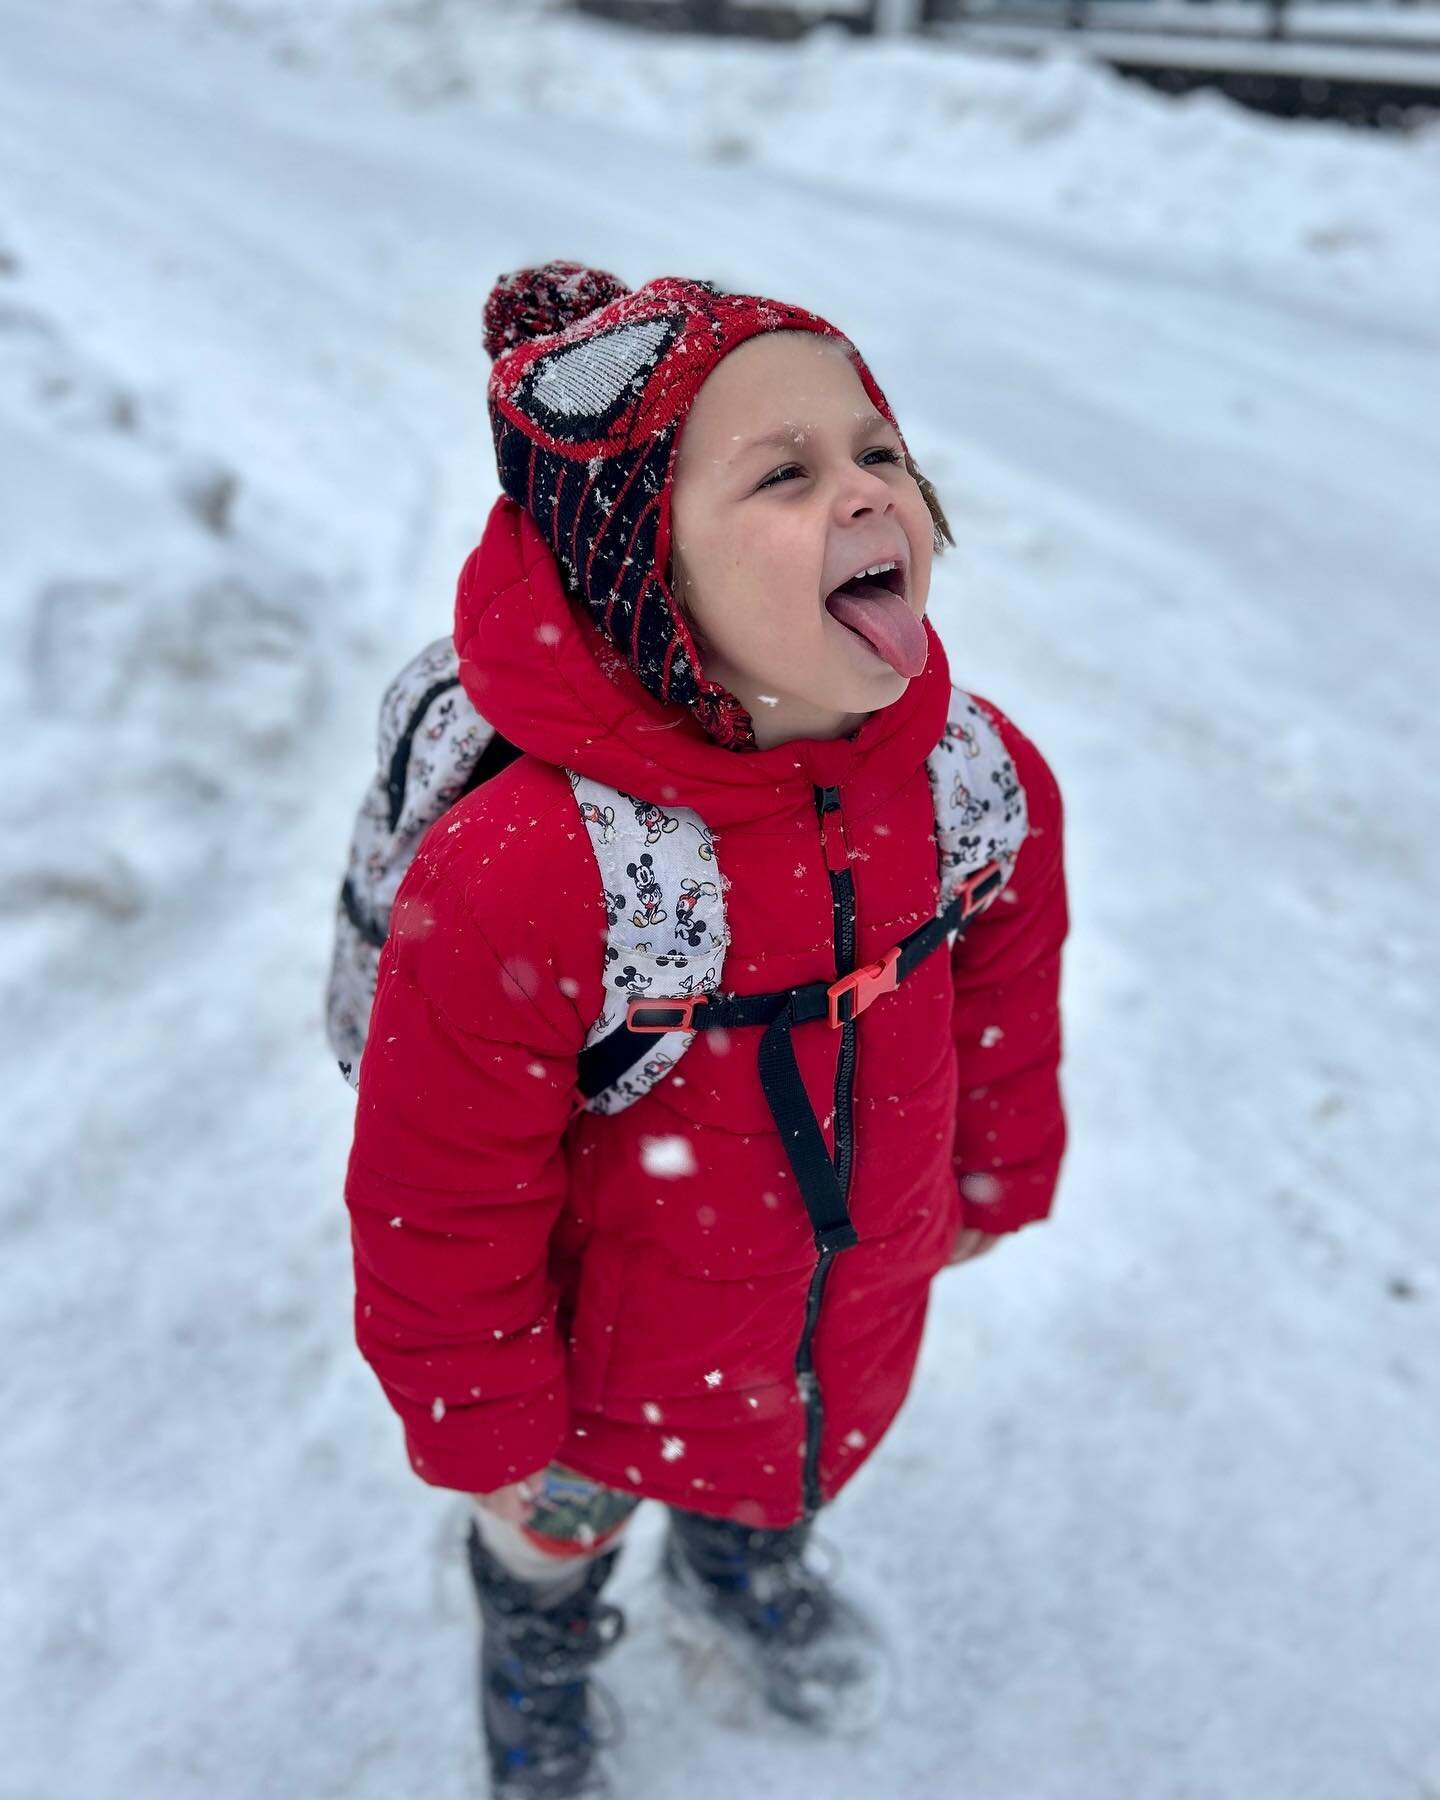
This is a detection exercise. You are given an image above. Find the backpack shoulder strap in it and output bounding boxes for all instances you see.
[925,687,1029,930]
[568,771,729,1116]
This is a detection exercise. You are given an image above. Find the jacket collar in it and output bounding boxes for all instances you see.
[454,497,952,830]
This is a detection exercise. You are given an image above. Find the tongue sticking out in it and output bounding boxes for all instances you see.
[825,579,928,678]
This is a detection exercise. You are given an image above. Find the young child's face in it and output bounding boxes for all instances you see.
[670,332,934,751]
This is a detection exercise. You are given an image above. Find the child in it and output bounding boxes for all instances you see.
[342,260,1068,1799]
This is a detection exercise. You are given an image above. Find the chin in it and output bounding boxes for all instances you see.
[821,674,908,717]
[861,662,911,696]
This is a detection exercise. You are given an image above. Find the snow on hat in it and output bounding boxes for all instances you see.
[482,259,912,752]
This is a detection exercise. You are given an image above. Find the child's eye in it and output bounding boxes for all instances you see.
[756,447,902,492]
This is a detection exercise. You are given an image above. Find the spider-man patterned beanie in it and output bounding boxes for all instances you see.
[482,259,911,752]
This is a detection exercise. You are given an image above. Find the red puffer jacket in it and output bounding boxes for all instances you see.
[343,497,1068,1528]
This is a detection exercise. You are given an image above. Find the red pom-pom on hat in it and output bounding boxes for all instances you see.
[482,259,631,361]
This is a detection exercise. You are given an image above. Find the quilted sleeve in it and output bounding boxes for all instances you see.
[342,782,604,1492]
[948,704,1069,1236]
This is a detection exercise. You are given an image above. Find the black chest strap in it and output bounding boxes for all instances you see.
[577,863,1004,1257]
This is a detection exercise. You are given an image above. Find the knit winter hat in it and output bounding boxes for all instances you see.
[482,260,913,752]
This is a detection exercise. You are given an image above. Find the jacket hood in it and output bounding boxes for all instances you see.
[454,496,953,830]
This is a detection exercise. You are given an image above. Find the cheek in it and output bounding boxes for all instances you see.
[728,584,812,664]
[903,500,935,597]
[678,512,827,658]
[761,533,823,613]
[725,538,821,638]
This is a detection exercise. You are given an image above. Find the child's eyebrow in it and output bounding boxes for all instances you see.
[729,412,896,463]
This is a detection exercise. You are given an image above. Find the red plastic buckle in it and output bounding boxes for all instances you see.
[955,861,1002,921]
[625,995,708,1034]
[826,946,900,1029]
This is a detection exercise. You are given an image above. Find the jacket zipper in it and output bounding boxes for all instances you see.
[795,782,859,1517]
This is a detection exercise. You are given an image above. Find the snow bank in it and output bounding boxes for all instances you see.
[110,0,1440,310]
[0,222,335,989]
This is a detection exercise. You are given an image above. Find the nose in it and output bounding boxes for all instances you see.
[835,462,896,520]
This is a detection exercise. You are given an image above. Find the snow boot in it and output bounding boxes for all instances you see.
[659,1507,888,1734]
[465,1520,626,1800]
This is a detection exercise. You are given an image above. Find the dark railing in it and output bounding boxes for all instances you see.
[570,0,1440,125]
[927,0,1440,125]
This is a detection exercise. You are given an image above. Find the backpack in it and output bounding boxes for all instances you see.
[326,637,1028,1234]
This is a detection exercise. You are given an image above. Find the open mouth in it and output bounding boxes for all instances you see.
[824,561,908,607]
[823,559,927,679]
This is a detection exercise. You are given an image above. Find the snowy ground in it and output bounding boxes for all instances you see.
[2,2,1438,1796]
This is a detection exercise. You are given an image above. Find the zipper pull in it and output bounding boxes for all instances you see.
[815,784,849,872]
